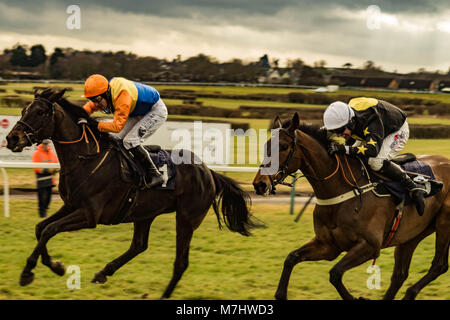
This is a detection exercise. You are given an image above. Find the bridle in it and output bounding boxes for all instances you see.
[17,97,100,154]
[260,128,340,189]
[17,97,56,145]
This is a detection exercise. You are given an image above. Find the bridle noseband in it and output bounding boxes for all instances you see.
[260,128,301,188]
[260,128,341,190]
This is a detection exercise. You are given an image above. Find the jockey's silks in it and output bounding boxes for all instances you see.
[83,77,161,133]
[344,97,407,158]
[109,77,160,116]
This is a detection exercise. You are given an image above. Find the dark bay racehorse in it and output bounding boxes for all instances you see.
[253,113,450,300]
[6,88,261,299]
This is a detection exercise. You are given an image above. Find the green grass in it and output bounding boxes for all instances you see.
[0,201,448,300]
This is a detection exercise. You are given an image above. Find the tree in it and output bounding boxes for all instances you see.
[50,48,64,65]
[9,45,28,67]
[313,59,327,68]
[29,44,46,67]
[342,62,353,68]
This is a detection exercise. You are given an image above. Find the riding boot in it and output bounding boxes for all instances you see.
[380,160,426,216]
[130,145,164,188]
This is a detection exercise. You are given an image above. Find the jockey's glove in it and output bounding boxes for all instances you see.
[328,144,349,156]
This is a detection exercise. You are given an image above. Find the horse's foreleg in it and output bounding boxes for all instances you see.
[92,220,152,284]
[275,237,341,300]
[161,214,194,299]
[329,240,377,300]
[20,209,92,286]
[36,205,74,276]
[383,226,434,300]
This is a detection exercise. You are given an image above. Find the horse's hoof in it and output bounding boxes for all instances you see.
[358,296,370,300]
[50,261,66,276]
[91,272,107,284]
[274,292,287,300]
[19,271,35,286]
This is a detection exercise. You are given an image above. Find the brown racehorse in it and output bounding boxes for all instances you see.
[253,112,450,300]
[6,88,262,299]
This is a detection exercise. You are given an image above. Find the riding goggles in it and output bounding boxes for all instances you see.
[330,124,350,134]
[88,95,104,103]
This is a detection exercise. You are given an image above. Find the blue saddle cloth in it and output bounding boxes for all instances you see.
[381,160,441,205]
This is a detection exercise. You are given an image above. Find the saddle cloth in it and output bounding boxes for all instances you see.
[118,145,177,190]
[374,153,443,205]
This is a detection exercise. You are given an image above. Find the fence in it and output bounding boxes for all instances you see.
[0,162,309,219]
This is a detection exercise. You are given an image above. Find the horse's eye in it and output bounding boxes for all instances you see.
[280,144,289,151]
[37,110,44,116]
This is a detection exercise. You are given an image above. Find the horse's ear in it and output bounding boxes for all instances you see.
[34,89,41,98]
[49,88,67,101]
[290,112,300,131]
[272,115,282,129]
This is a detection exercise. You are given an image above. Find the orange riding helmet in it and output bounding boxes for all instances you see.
[83,74,109,98]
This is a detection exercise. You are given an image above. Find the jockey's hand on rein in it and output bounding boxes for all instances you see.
[328,144,346,156]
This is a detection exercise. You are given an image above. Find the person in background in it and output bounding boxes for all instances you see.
[32,139,58,218]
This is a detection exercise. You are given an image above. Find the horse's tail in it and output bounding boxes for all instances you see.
[210,170,265,236]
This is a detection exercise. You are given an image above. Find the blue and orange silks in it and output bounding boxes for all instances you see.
[83,77,160,133]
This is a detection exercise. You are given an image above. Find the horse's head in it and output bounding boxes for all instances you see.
[6,88,66,152]
[253,112,307,195]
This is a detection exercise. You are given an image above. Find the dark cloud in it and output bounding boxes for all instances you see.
[1,0,450,72]
[2,0,450,18]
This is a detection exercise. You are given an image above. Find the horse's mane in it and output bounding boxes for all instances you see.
[39,87,102,137]
[281,118,330,150]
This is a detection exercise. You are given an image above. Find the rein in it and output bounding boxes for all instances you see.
[269,128,375,209]
[265,128,341,188]
[54,122,100,154]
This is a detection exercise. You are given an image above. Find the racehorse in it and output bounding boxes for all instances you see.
[6,87,262,299]
[253,112,450,300]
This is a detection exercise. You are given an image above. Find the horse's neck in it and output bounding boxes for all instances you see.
[51,107,93,170]
[297,134,356,198]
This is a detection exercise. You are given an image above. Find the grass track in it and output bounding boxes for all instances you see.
[0,200,449,300]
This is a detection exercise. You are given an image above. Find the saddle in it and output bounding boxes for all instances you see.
[371,153,443,205]
[114,143,177,190]
[107,140,177,225]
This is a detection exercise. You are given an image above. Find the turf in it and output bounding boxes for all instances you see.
[0,201,448,300]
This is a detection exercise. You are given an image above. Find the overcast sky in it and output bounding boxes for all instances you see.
[1,0,450,72]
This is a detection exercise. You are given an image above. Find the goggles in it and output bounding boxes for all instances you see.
[88,95,104,104]
[331,124,350,134]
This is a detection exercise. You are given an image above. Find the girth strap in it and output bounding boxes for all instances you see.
[315,183,375,206]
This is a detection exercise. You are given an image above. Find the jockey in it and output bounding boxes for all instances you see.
[323,97,426,216]
[82,74,167,188]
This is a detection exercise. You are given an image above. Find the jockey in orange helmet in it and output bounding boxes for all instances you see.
[82,74,167,188]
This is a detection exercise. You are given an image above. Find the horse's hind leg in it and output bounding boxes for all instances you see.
[402,205,450,300]
[161,213,195,299]
[383,226,434,300]
[92,220,153,284]
[20,209,92,286]
[275,237,341,300]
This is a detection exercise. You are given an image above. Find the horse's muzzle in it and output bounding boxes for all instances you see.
[6,132,30,152]
[253,181,273,196]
